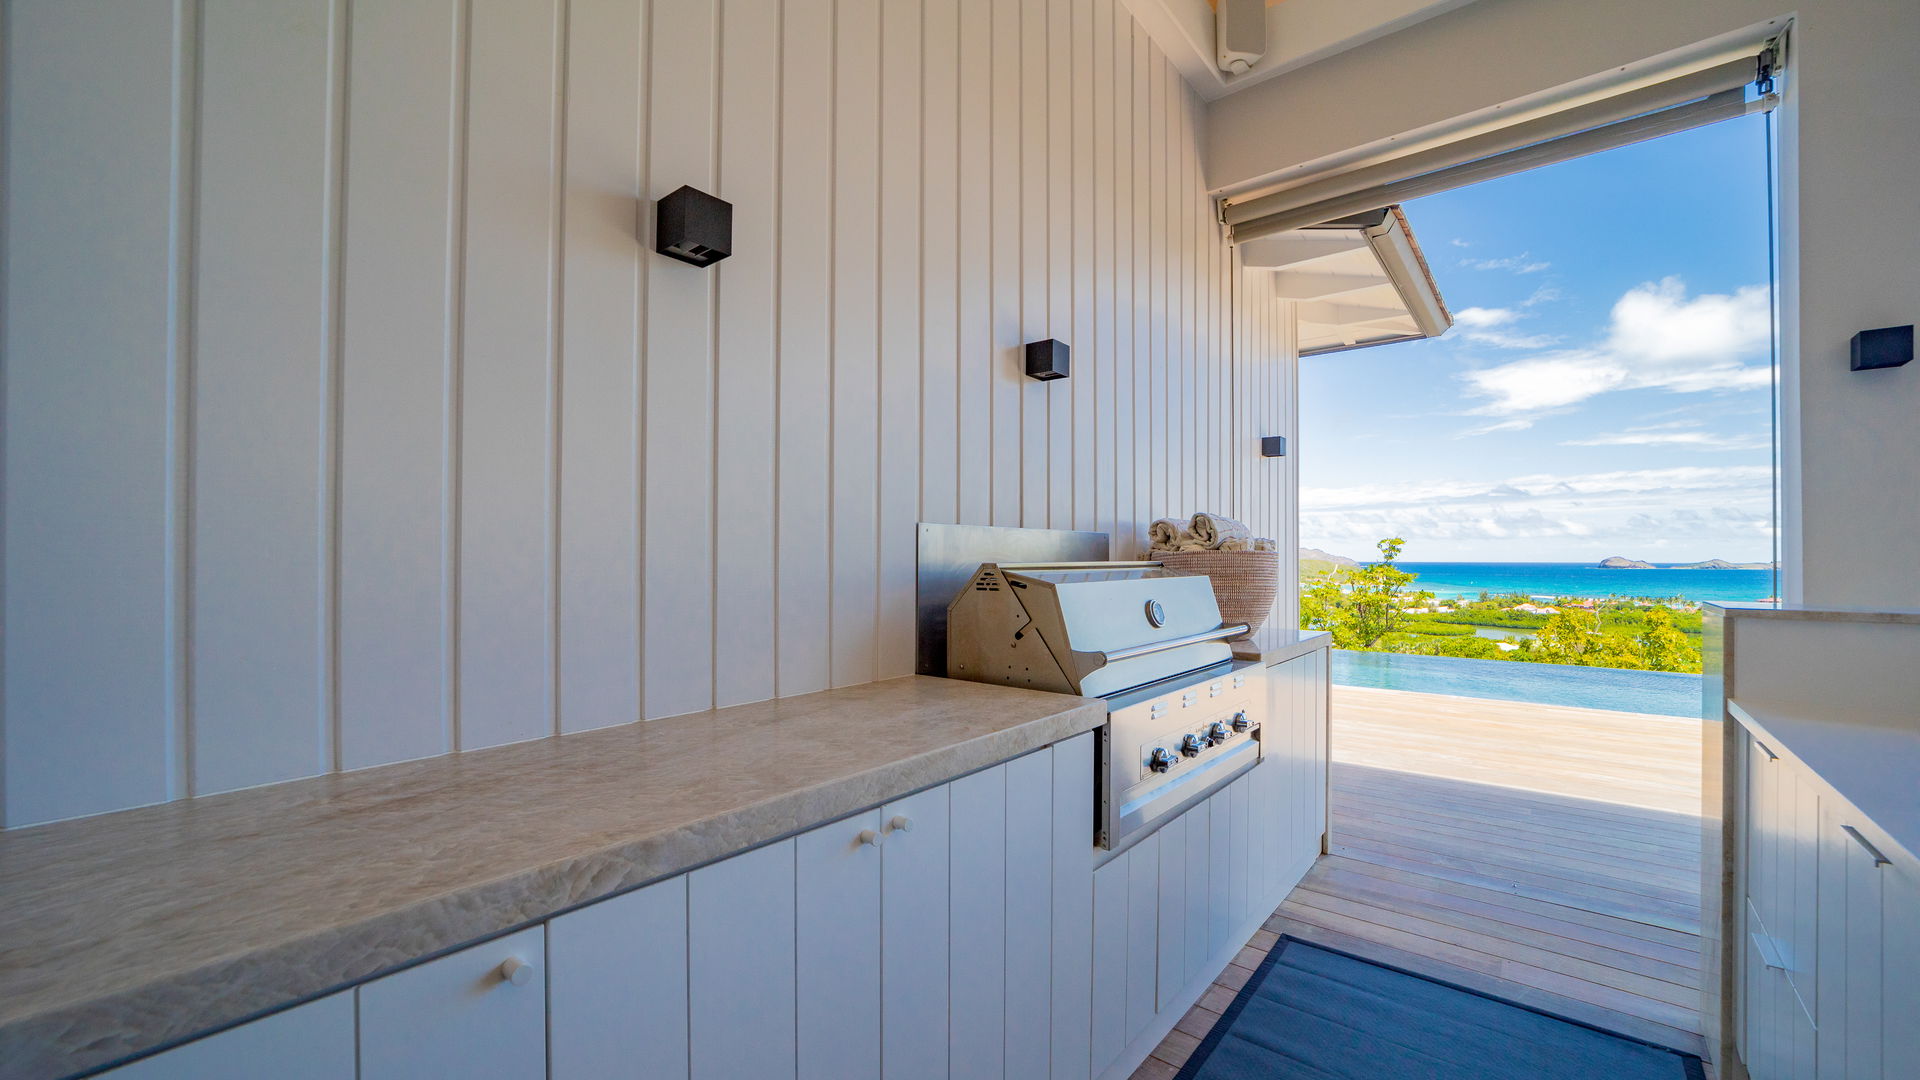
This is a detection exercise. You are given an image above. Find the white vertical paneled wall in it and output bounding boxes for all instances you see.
[0,0,1296,827]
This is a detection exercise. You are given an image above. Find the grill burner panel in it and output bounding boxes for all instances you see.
[1096,660,1263,853]
[943,560,1264,852]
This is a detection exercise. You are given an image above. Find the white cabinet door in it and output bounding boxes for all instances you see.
[950,763,1007,1080]
[1208,788,1234,962]
[1124,830,1159,1046]
[1090,850,1130,1077]
[1742,733,1815,1080]
[1155,807,1188,1010]
[1310,649,1329,853]
[1246,753,1271,920]
[882,782,952,1080]
[1049,733,1095,1080]
[549,876,689,1079]
[1005,749,1055,1079]
[1182,801,1212,987]
[1228,772,1251,933]
[100,992,354,1080]
[1287,652,1320,878]
[358,925,546,1080]
[797,809,883,1080]
[1746,735,1821,1030]
[1256,661,1298,908]
[689,838,797,1080]
[1813,804,1920,1080]
[1878,852,1920,1076]
[1816,801,1883,1080]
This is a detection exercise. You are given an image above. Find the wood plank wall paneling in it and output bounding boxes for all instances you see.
[192,0,334,795]
[335,0,461,772]
[459,0,564,751]
[0,0,1297,828]
[713,0,781,709]
[557,0,644,734]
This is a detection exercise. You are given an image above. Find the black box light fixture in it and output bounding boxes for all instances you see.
[1260,436,1287,458]
[1025,339,1070,381]
[1850,324,1913,371]
[655,185,732,267]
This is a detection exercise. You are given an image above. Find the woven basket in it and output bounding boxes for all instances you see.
[1155,549,1280,640]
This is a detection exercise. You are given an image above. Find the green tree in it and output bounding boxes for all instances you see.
[1393,633,1504,660]
[1523,608,1644,668]
[1635,606,1702,673]
[1300,537,1427,649]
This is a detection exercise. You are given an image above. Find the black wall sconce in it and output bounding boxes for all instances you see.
[1025,339,1071,381]
[1261,436,1287,457]
[1851,325,1913,371]
[655,186,732,267]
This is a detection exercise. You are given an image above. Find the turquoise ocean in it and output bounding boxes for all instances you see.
[1325,561,1772,716]
[1390,561,1775,604]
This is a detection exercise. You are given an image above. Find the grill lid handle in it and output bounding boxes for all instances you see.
[1099,624,1248,664]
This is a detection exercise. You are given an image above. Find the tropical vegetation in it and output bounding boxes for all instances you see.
[1300,539,1704,673]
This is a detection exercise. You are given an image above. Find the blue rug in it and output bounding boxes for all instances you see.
[1175,937,1706,1079]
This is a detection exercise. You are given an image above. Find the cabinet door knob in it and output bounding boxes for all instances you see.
[858,828,885,847]
[497,956,535,987]
[887,815,913,833]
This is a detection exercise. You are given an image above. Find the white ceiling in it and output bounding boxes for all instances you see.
[1123,0,1481,102]
[1239,215,1450,356]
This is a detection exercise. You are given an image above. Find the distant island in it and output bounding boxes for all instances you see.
[1301,546,1358,567]
[1598,556,1777,570]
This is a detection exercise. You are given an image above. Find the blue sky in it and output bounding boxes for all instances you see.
[1298,114,1775,564]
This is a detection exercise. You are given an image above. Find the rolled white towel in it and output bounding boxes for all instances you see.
[1147,518,1184,548]
[1253,537,1276,553]
[1189,512,1251,549]
[1147,517,1197,552]
[1217,538,1253,552]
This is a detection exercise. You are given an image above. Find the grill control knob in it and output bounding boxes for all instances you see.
[1206,722,1231,746]
[1230,711,1251,733]
[1147,747,1175,774]
[1179,733,1206,758]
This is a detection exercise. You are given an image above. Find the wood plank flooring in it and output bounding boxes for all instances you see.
[1132,684,1708,1077]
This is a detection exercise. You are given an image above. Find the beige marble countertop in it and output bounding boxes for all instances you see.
[1231,627,1331,666]
[0,676,1103,1079]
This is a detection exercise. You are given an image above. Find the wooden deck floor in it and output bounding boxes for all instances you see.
[1132,684,1706,1077]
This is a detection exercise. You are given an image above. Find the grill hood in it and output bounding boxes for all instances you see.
[945,562,1240,697]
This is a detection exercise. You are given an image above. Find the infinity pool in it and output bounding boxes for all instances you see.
[1330,650,1704,718]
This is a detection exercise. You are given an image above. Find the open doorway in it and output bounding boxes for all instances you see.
[1270,108,1775,1059]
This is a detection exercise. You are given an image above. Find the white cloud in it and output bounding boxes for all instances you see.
[1564,420,1768,451]
[1460,252,1551,274]
[1300,465,1773,561]
[1453,306,1514,328]
[1467,329,1562,350]
[1451,306,1560,349]
[1450,238,1473,248]
[1457,417,1545,437]
[1459,278,1771,419]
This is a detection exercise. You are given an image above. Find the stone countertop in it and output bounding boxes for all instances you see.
[1728,699,1920,868]
[1231,627,1332,667]
[1708,602,1920,624]
[0,676,1103,1079]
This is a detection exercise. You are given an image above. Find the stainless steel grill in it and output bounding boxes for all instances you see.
[945,561,1265,854]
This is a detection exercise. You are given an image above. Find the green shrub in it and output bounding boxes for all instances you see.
[1398,618,1479,637]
